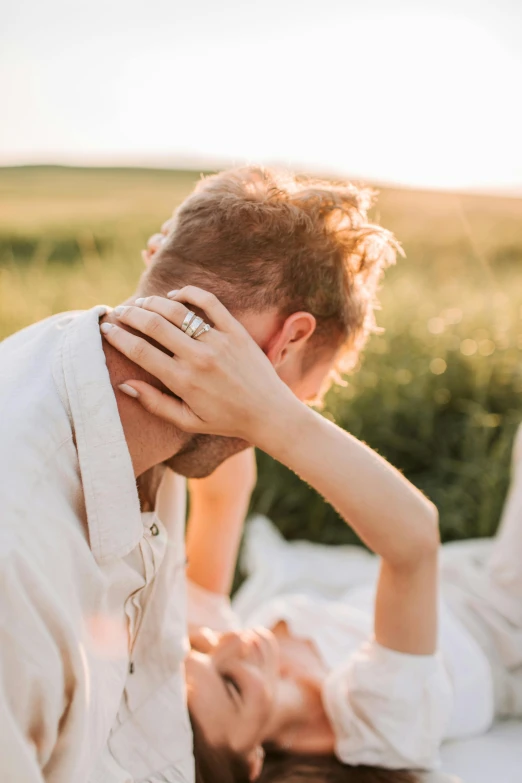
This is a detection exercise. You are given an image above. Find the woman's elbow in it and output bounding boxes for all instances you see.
[417,501,441,558]
[399,501,440,567]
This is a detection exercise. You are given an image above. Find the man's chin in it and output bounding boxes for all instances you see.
[164,434,250,478]
[165,458,219,479]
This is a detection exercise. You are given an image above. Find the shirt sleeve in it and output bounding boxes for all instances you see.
[322,639,453,770]
[0,667,46,782]
[187,579,241,632]
[0,554,68,782]
[90,746,192,783]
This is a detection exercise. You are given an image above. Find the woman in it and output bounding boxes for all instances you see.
[102,289,522,782]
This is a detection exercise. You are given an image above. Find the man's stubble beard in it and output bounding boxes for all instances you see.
[164,433,250,478]
[137,434,249,512]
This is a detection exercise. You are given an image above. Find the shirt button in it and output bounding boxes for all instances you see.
[150,522,159,537]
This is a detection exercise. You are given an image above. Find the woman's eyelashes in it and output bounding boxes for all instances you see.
[222,673,242,702]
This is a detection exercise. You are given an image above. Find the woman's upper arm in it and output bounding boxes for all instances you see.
[374,548,439,655]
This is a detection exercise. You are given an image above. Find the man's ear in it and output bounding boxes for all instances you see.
[247,746,265,781]
[266,312,317,369]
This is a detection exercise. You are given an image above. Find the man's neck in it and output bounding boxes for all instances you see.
[101,315,190,478]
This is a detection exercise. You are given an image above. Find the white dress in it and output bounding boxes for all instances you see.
[188,425,522,772]
[188,515,496,770]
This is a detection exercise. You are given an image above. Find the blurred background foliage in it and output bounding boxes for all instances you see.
[2,165,522,547]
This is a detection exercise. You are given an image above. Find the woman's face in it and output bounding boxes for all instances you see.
[186,627,279,754]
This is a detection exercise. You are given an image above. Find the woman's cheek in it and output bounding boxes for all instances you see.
[246,671,274,726]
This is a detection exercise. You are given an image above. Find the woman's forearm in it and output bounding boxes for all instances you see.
[104,290,437,566]
[256,401,439,567]
[103,291,439,653]
[185,492,249,594]
[185,449,257,595]
[257,402,440,654]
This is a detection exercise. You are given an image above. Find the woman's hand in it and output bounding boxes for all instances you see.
[141,217,175,266]
[102,286,298,446]
[103,290,439,654]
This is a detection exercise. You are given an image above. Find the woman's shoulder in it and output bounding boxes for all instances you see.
[321,638,453,770]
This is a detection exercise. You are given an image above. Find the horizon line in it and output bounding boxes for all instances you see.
[2,158,522,201]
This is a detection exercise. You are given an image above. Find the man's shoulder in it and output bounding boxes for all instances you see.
[0,310,83,361]
[0,310,84,386]
[0,312,83,499]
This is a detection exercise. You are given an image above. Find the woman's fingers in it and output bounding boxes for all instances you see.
[161,217,176,235]
[147,232,166,254]
[100,322,185,391]
[118,380,203,431]
[141,211,176,266]
[113,301,198,356]
[105,287,292,442]
[142,220,173,266]
[135,296,214,342]
[167,286,237,332]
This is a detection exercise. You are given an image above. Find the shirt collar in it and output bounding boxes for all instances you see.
[62,305,143,563]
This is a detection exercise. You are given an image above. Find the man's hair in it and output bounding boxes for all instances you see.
[141,166,399,374]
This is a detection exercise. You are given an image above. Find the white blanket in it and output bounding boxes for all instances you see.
[441,720,522,782]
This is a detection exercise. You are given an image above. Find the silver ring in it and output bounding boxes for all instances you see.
[185,316,204,338]
[193,323,211,340]
[181,311,196,333]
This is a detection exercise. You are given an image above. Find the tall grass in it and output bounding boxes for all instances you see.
[2,165,522,546]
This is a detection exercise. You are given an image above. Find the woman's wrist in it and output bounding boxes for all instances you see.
[251,395,314,459]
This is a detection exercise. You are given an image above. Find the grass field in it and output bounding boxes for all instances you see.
[2,165,522,547]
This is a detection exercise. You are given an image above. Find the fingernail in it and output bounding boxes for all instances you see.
[118,383,139,398]
[113,306,128,317]
[135,297,145,306]
[100,322,114,334]
[167,290,179,299]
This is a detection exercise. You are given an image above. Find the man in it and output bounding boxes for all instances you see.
[0,167,397,782]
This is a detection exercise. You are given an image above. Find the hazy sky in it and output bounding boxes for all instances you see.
[2,0,522,189]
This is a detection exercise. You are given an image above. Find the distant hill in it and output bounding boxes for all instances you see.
[1,165,521,282]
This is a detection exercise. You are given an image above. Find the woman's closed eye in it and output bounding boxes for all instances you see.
[222,673,242,703]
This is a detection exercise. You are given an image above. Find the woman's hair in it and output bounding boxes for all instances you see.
[259,749,420,783]
[190,711,419,783]
[190,710,251,783]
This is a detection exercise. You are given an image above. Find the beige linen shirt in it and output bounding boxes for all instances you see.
[0,306,193,783]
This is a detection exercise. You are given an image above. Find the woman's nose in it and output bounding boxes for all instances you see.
[189,626,219,654]
[214,630,248,660]
[218,630,243,649]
